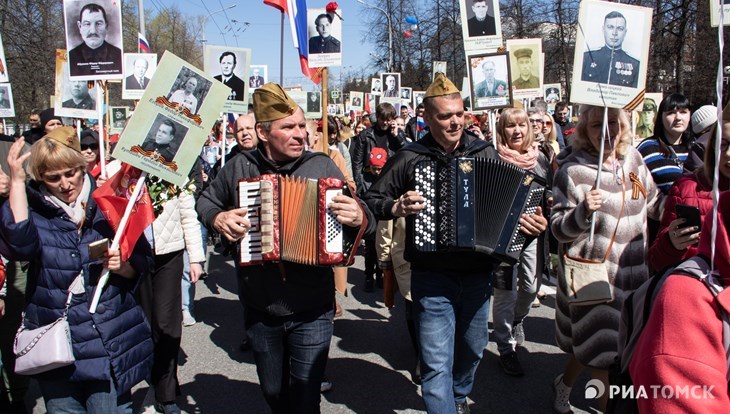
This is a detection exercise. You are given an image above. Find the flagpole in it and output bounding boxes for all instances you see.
[96,81,106,178]
[89,172,148,313]
[321,68,329,154]
[221,113,227,166]
[138,0,146,38]
[279,11,284,84]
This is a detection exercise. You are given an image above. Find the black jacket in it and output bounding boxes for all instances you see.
[351,125,406,192]
[363,132,501,272]
[196,149,375,316]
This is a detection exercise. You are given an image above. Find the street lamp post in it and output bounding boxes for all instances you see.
[357,0,393,72]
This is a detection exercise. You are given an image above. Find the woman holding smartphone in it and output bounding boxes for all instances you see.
[648,105,730,272]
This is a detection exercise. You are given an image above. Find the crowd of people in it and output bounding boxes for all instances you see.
[0,69,728,414]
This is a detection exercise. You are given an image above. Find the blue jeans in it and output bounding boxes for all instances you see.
[38,378,132,414]
[181,250,194,314]
[412,269,492,414]
[246,305,334,414]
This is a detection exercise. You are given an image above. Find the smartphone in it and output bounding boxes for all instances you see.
[675,204,701,230]
[88,238,110,260]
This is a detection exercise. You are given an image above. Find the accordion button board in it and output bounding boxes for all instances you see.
[410,157,545,265]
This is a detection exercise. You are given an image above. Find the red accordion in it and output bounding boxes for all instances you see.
[237,174,364,267]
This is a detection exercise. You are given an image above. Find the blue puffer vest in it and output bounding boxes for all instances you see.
[0,178,153,394]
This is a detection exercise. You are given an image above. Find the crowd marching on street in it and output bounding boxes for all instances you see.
[0,1,729,414]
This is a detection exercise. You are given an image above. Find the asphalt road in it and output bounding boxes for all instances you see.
[26,247,601,413]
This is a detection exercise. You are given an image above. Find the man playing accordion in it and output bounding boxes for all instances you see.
[197,83,374,413]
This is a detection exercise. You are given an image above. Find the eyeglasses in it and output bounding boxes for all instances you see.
[528,118,543,123]
[543,121,552,126]
[81,143,99,151]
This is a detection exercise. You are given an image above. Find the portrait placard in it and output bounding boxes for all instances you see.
[380,73,401,104]
[54,49,100,119]
[248,64,267,91]
[110,106,127,134]
[544,83,561,104]
[204,45,251,114]
[432,61,447,81]
[710,0,730,27]
[400,87,412,101]
[0,33,9,83]
[122,53,158,100]
[506,38,543,100]
[0,83,15,118]
[366,93,377,112]
[307,8,342,68]
[63,0,124,80]
[350,91,364,111]
[467,51,513,110]
[459,0,503,52]
[413,91,425,109]
[370,78,382,96]
[570,0,652,110]
[635,92,662,140]
[113,52,229,186]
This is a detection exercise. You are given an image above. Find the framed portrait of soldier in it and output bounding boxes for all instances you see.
[0,34,8,83]
[543,84,561,104]
[458,0,503,52]
[710,0,730,27]
[122,53,158,100]
[571,0,652,109]
[110,106,127,134]
[307,8,342,68]
[635,92,662,140]
[432,61,447,80]
[380,72,401,104]
[413,91,425,109]
[204,45,251,113]
[248,64,267,91]
[506,39,543,100]
[63,0,124,80]
[0,83,15,118]
[467,51,513,110]
[400,87,412,101]
[54,49,99,119]
[114,52,229,186]
[370,78,382,96]
[305,91,322,118]
[350,91,364,111]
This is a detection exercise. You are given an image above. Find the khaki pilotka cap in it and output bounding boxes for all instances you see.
[424,73,460,98]
[252,83,299,122]
[514,48,532,60]
[44,126,81,153]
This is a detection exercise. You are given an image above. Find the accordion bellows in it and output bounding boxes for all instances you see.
[238,174,362,266]
[408,157,545,265]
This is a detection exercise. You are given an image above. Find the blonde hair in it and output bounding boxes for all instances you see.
[496,108,534,152]
[29,137,86,181]
[573,105,633,157]
[543,112,558,144]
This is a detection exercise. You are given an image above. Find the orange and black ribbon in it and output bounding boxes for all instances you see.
[629,172,646,200]
[154,97,203,125]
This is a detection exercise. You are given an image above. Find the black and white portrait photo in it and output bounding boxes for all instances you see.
[350,91,364,111]
[140,114,189,163]
[307,8,343,67]
[249,65,267,90]
[0,83,14,117]
[54,49,98,119]
[371,78,382,96]
[63,0,124,80]
[111,106,127,131]
[204,45,250,113]
[122,53,157,100]
[544,84,561,104]
[468,52,512,110]
[380,72,401,103]
[459,0,502,51]
[167,68,212,115]
[571,0,652,109]
[63,80,96,110]
[432,61,447,81]
[413,91,425,109]
[400,87,412,101]
[306,91,321,114]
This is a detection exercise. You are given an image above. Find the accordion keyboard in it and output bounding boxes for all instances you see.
[414,161,437,251]
[238,181,264,263]
[507,186,544,252]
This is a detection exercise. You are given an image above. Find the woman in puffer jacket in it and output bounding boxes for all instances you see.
[0,129,153,413]
[648,105,730,273]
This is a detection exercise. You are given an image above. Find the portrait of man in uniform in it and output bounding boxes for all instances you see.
[382,74,399,98]
[63,80,96,109]
[306,92,320,113]
[511,48,539,89]
[371,78,382,95]
[581,10,640,88]
[474,60,508,97]
[309,13,341,54]
[141,117,184,162]
[66,1,123,78]
[467,0,496,37]
[214,51,245,101]
[249,68,264,89]
[0,86,10,109]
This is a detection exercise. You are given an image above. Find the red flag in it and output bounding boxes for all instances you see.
[263,0,287,12]
[92,163,155,261]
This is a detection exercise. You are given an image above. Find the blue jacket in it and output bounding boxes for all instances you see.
[0,178,153,394]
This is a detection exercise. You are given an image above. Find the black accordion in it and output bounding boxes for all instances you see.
[407,157,545,265]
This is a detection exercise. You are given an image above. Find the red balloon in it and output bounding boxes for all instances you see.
[404,30,412,38]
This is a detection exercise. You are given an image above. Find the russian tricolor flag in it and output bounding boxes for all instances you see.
[264,0,322,84]
[138,32,151,53]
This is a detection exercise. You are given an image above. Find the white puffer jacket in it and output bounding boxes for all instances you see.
[153,193,205,263]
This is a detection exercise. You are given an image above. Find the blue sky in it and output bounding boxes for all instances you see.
[155,0,384,90]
